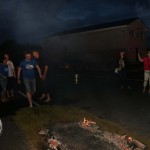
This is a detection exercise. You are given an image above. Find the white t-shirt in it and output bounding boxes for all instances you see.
[6,60,15,77]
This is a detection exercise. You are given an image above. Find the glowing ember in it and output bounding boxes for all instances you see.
[82,118,96,127]
[48,138,61,150]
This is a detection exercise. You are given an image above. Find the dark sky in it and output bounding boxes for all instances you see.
[0,0,150,44]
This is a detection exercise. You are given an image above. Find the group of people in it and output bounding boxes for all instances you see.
[0,54,16,102]
[0,50,51,108]
[117,50,150,94]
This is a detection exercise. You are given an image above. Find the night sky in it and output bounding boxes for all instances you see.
[0,0,150,44]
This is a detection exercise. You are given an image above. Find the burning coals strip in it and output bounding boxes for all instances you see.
[39,118,146,150]
[79,118,146,150]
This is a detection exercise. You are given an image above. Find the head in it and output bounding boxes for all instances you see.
[147,50,150,58]
[4,54,9,60]
[120,50,125,57]
[2,57,7,64]
[32,50,40,59]
[25,51,32,61]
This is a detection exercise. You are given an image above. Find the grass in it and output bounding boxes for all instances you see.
[14,105,150,150]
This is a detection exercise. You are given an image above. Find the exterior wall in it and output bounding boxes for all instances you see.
[42,19,147,67]
[127,20,147,62]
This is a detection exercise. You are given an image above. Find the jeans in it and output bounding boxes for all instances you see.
[0,78,7,95]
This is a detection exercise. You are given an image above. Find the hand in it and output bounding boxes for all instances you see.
[18,79,21,84]
[39,74,43,79]
[42,74,46,80]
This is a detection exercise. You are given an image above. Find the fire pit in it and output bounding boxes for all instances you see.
[39,118,146,150]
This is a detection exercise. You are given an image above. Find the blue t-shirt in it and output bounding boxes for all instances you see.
[0,64,8,78]
[19,59,37,79]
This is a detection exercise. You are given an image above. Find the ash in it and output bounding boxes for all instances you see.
[39,122,146,150]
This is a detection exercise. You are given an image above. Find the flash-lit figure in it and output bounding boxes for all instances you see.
[18,51,42,108]
[138,50,150,94]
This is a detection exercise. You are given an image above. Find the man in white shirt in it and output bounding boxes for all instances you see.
[4,54,16,97]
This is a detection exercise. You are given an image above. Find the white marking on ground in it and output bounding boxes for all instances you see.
[17,91,39,107]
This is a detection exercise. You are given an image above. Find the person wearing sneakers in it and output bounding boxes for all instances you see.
[33,50,51,103]
[17,51,42,107]
[0,57,8,102]
[138,50,150,94]
[4,54,16,98]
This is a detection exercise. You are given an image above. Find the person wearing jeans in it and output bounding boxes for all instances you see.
[0,57,8,102]
[17,51,42,107]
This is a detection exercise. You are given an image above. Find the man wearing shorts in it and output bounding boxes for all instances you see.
[17,51,42,107]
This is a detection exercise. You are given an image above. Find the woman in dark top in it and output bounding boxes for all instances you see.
[118,50,131,90]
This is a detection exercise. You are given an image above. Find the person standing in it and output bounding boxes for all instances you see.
[0,57,8,102]
[33,50,51,102]
[117,50,131,90]
[4,54,16,98]
[138,50,150,93]
[17,51,42,107]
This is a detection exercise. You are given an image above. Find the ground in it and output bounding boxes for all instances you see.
[0,69,150,149]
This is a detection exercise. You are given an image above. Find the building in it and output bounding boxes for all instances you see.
[42,17,148,69]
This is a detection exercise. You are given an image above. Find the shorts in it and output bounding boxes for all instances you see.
[23,78,36,94]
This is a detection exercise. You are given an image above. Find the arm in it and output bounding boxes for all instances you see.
[17,67,22,84]
[43,65,48,80]
[36,65,42,79]
[12,63,16,78]
[13,69,16,78]
[138,53,143,62]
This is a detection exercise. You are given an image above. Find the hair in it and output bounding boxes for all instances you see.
[24,50,31,55]
[33,50,39,53]
[147,50,150,53]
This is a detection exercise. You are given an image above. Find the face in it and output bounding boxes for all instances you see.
[25,54,32,60]
[33,51,39,59]
[147,52,150,58]
[4,54,9,60]
[3,59,7,64]
[120,51,125,57]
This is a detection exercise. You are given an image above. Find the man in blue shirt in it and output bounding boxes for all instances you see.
[17,51,42,108]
